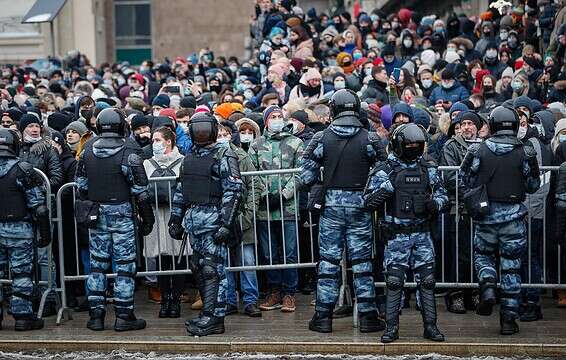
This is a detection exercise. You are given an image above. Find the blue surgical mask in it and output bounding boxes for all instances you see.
[152,142,166,155]
[269,119,286,133]
[559,134,566,143]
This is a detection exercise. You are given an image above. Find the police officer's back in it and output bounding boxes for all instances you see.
[0,128,50,331]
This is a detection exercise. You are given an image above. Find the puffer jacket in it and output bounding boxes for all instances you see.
[19,137,63,191]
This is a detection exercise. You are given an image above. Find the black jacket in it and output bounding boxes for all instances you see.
[19,138,63,191]
[361,79,389,105]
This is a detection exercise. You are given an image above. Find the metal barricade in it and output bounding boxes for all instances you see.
[0,169,61,321]
[53,168,319,324]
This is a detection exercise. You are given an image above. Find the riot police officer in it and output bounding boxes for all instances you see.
[364,123,448,343]
[168,112,243,337]
[298,89,387,333]
[75,108,155,332]
[0,128,50,331]
[460,106,541,335]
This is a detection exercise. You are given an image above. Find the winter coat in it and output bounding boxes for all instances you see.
[142,147,190,258]
[292,39,314,60]
[19,138,64,191]
[248,126,304,221]
[361,79,389,105]
[428,81,470,105]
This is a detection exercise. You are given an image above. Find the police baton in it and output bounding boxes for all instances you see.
[30,225,42,310]
[131,199,143,268]
[176,232,188,267]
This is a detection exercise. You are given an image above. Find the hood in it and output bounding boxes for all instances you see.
[534,110,556,145]
[235,118,261,139]
[391,102,414,122]
[74,95,92,119]
[329,124,361,138]
[92,137,125,158]
[0,158,18,177]
[552,118,566,153]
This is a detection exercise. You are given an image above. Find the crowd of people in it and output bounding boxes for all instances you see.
[0,0,565,339]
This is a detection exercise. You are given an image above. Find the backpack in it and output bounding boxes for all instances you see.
[148,157,183,205]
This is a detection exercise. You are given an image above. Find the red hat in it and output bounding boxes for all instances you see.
[195,105,211,114]
[354,57,369,68]
[514,59,524,71]
[159,108,176,121]
[129,72,145,86]
[373,57,384,67]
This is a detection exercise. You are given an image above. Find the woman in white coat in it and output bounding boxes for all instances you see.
[143,126,189,318]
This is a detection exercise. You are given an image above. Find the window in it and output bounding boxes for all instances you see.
[114,0,151,63]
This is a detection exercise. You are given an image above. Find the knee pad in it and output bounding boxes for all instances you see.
[351,258,373,280]
[90,254,111,273]
[416,263,436,290]
[115,258,136,279]
[201,264,218,281]
[385,264,406,291]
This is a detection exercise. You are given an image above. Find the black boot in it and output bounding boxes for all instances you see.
[185,262,224,336]
[419,271,445,342]
[14,314,44,331]
[500,313,519,335]
[309,310,332,333]
[519,302,542,322]
[445,291,467,314]
[381,286,402,343]
[359,310,385,333]
[114,309,146,331]
[476,278,497,316]
[159,290,171,318]
[86,308,105,331]
[169,290,181,318]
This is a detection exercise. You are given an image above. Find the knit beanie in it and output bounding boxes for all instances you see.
[64,120,88,137]
[130,114,149,131]
[263,105,283,123]
[18,113,41,133]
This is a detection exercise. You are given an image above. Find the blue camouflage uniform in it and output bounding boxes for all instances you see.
[0,159,46,318]
[299,124,386,316]
[75,139,148,314]
[170,143,243,318]
[461,138,540,318]
[365,153,448,289]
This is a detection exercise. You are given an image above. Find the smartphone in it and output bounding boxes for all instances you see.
[165,85,180,94]
[393,68,401,83]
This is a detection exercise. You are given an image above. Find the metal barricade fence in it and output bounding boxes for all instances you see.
[0,169,60,321]
[53,166,566,326]
[53,168,318,324]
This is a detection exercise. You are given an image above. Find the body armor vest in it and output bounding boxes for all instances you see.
[388,160,431,219]
[0,163,28,221]
[475,143,526,203]
[84,143,131,204]
[322,128,371,190]
[182,151,222,205]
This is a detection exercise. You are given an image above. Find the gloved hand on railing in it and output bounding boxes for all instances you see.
[168,214,184,240]
[33,205,51,248]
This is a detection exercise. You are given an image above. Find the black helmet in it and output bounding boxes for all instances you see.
[488,106,519,136]
[390,123,427,162]
[189,112,218,147]
[330,89,362,127]
[96,108,127,136]
[0,128,19,157]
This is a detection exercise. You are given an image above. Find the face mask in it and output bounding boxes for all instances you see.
[244,89,254,100]
[334,80,346,89]
[152,142,166,155]
[532,123,544,136]
[326,59,337,66]
[508,38,518,48]
[392,21,400,29]
[486,49,497,58]
[86,74,95,82]
[421,79,433,89]
[12,80,19,87]
[272,38,282,45]
[24,134,41,143]
[435,27,445,34]
[353,53,362,61]
[103,79,113,87]
[117,77,126,86]
[366,39,378,49]
[80,109,93,120]
[441,81,454,89]
[559,134,566,143]
[500,31,508,41]
[403,39,413,48]
[483,85,493,92]
[511,80,524,92]
[240,133,254,143]
[364,68,373,77]
[217,137,230,144]
[292,122,302,134]
[153,110,161,117]
[517,126,527,139]
[269,119,285,133]
[178,123,189,134]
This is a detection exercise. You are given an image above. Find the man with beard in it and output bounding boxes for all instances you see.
[440,111,482,314]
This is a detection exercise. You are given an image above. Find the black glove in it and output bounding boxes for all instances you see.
[294,176,309,192]
[213,226,232,245]
[137,199,155,236]
[168,214,184,240]
[364,189,390,210]
[425,199,438,215]
[33,205,51,248]
[266,193,282,210]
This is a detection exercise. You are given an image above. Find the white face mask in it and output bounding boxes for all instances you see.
[403,39,413,48]
[334,80,346,90]
[240,133,254,143]
[269,119,285,133]
[421,79,433,89]
[178,123,189,134]
[24,133,41,143]
[152,142,166,155]
[217,137,230,144]
[517,126,527,139]
[364,68,373,77]
[229,64,238,73]
[153,110,161,117]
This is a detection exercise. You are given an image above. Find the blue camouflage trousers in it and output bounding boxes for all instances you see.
[384,231,436,282]
[87,211,136,312]
[316,207,376,314]
[474,219,526,317]
[190,229,228,318]
[0,231,34,317]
